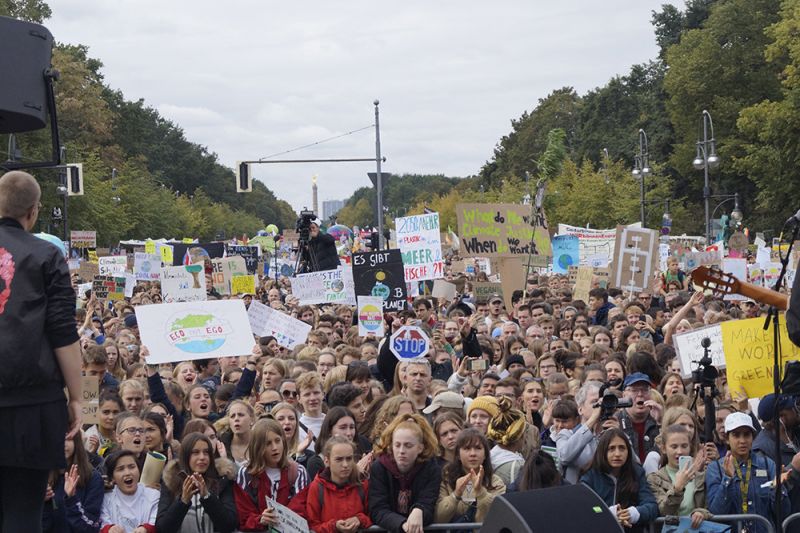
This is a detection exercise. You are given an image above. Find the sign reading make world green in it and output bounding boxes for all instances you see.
[135,300,255,363]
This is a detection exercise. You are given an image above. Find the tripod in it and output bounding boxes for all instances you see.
[295,236,319,275]
[690,337,718,445]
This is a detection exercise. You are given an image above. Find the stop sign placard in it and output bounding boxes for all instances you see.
[389,325,431,361]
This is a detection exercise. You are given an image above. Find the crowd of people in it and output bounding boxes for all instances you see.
[2,170,800,533]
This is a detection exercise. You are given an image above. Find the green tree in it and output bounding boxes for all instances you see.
[0,0,51,22]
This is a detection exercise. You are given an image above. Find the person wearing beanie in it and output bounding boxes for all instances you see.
[467,396,499,436]
[487,397,527,486]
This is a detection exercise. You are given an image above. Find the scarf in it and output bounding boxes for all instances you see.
[378,454,423,515]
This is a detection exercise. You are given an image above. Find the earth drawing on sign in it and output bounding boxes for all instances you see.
[166,312,231,353]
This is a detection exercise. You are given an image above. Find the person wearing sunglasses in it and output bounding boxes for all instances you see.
[279,379,299,406]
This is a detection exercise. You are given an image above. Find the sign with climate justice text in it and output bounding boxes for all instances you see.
[456,203,551,264]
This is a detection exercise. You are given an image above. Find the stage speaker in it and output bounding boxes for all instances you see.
[0,15,54,133]
[480,484,623,533]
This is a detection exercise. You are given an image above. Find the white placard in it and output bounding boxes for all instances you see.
[268,498,308,533]
[161,265,207,303]
[289,266,356,305]
[431,279,457,300]
[134,252,162,281]
[557,224,618,264]
[395,212,444,281]
[674,324,725,378]
[358,296,385,337]
[124,273,136,298]
[722,258,748,301]
[247,300,312,349]
[99,255,127,276]
[136,300,254,363]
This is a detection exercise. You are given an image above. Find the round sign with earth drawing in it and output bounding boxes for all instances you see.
[359,302,383,333]
[166,310,232,354]
[390,325,431,360]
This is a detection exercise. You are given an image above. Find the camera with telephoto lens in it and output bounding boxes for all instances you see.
[692,337,719,387]
[595,383,633,421]
[295,210,316,243]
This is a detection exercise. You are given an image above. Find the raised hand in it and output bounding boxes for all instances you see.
[64,464,80,498]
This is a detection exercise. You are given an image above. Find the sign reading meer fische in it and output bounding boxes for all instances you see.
[395,212,444,281]
[456,203,551,263]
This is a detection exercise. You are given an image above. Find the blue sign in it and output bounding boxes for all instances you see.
[552,235,580,274]
[390,326,431,360]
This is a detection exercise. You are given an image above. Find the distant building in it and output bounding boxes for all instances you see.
[322,199,345,221]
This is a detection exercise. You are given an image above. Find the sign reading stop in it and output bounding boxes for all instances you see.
[389,325,431,360]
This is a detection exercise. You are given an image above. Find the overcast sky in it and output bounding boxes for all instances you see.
[45,0,675,215]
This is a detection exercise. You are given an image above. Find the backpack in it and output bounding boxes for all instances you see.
[317,480,365,509]
[245,461,300,505]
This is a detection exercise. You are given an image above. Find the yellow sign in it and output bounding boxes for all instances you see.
[159,244,173,265]
[182,238,194,244]
[231,275,256,295]
[88,250,98,263]
[722,316,800,398]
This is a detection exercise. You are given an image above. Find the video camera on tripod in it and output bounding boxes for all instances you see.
[691,337,719,443]
[295,209,317,244]
[595,383,633,421]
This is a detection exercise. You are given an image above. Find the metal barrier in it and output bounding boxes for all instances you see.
[650,514,775,533]
[365,524,482,532]
[784,512,800,531]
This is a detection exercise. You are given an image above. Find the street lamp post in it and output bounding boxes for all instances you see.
[693,110,720,244]
[631,129,651,227]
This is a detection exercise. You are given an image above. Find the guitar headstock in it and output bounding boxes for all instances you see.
[689,265,741,297]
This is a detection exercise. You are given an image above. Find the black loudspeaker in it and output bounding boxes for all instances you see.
[0,15,54,133]
[480,484,623,533]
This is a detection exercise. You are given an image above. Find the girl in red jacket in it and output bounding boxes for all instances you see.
[233,418,309,531]
[306,436,372,533]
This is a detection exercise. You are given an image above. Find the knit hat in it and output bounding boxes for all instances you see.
[486,396,526,447]
[467,395,499,420]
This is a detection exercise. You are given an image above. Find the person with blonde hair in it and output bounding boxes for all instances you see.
[369,413,441,533]
[369,396,416,442]
[487,397,527,486]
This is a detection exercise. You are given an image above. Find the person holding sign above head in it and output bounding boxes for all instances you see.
[0,171,84,533]
[706,412,790,533]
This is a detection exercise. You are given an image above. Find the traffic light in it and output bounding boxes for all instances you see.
[235,161,252,192]
[66,163,83,196]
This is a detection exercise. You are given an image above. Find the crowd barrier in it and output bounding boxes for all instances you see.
[649,514,775,533]
[364,524,483,532]
[784,512,800,531]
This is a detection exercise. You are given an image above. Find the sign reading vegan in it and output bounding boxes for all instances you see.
[135,300,255,364]
[289,267,356,305]
[456,203,551,262]
[395,212,444,281]
[352,249,407,311]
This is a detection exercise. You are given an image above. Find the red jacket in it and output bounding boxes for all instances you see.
[305,471,371,533]
[233,463,308,531]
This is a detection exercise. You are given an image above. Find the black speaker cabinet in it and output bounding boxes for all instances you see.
[0,15,54,133]
[481,484,623,533]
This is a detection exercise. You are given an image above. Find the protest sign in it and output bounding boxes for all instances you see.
[70,230,96,249]
[170,242,225,266]
[161,264,207,303]
[473,282,502,301]
[136,300,255,364]
[432,279,457,300]
[674,324,725,379]
[722,258,747,301]
[81,376,99,424]
[557,224,617,264]
[456,203,551,263]
[551,235,580,274]
[610,226,658,293]
[78,261,99,282]
[352,249,407,311]
[225,244,260,274]
[99,255,127,276]
[498,257,525,312]
[124,273,136,298]
[290,267,356,305]
[158,243,174,265]
[358,296,385,337]
[268,498,308,533]
[134,253,162,281]
[395,212,444,281]
[92,275,126,301]
[211,256,247,295]
[722,316,800,398]
[144,240,156,254]
[77,282,92,298]
[247,300,311,348]
[88,249,98,263]
[231,274,256,295]
[683,248,723,270]
[573,266,594,302]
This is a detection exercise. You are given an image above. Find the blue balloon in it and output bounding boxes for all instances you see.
[34,232,67,258]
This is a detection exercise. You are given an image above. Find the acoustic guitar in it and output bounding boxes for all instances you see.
[690,265,789,310]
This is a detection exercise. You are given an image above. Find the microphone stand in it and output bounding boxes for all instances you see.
[765,220,800,533]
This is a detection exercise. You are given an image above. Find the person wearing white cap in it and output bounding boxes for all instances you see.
[706,412,790,533]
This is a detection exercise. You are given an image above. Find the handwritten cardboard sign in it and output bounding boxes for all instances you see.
[352,249,407,312]
[395,212,445,281]
[92,275,126,301]
[161,265,207,303]
[134,253,162,281]
[99,255,127,276]
[247,300,311,348]
[289,267,356,305]
[231,274,256,295]
[211,256,247,295]
[456,203,551,263]
[81,376,99,425]
[551,235,580,274]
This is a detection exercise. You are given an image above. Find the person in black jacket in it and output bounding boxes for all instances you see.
[368,413,442,533]
[0,171,83,532]
[298,218,340,273]
[156,432,239,533]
